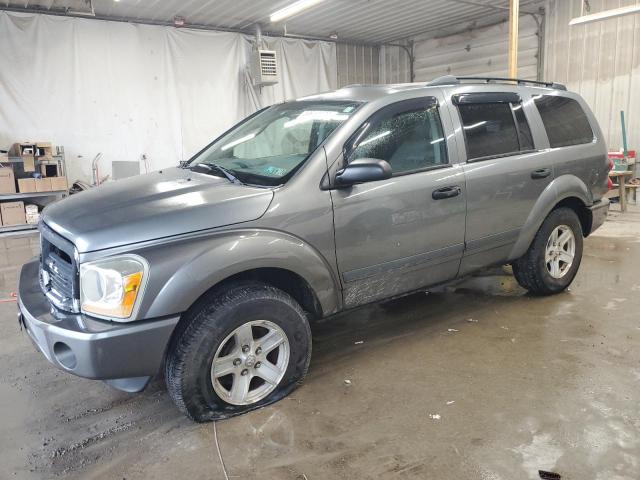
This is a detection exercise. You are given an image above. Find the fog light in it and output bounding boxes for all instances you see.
[53,342,77,370]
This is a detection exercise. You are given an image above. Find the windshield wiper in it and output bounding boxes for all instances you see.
[190,163,241,184]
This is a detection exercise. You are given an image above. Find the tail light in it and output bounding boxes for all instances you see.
[607,159,614,190]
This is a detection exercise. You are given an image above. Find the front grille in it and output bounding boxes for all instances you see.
[39,225,79,312]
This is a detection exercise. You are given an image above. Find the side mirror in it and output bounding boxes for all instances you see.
[335,158,392,187]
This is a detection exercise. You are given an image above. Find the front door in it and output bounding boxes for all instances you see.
[331,96,466,308]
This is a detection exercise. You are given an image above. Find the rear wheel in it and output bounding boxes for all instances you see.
[512,207,583,295]
[165,282,312,422]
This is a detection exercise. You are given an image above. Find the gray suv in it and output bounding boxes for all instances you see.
[18,76,610,421]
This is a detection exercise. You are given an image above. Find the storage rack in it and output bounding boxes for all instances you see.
[0,150,68,234]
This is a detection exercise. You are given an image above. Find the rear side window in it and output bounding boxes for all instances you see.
[534,95,594,148]
[349,98,448,175]
[457,101,533,160]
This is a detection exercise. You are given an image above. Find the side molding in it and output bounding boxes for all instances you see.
[509,174,592,260]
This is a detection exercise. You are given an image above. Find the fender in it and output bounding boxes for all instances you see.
[139,228,341,319]
[509,174,592,260]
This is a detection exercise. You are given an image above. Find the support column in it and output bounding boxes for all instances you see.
[508,0,520,78]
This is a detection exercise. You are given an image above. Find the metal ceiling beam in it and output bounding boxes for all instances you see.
[0,5,382,47]
[446,0,538,15]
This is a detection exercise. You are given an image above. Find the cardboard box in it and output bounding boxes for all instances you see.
[25,204,38,215]
[34,178,52,192]
[25,205,39,225]
[22,155,35,172]
[49,176,68,192]
[35,142,53,159]
[0,167,16,194]
[18,178,36,193]
[10,143,35,156]
[26,212,40,225]
[40,161,61,177]
[1,201,26,226]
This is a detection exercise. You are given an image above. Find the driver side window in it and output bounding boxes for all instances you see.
[349,98,448,175]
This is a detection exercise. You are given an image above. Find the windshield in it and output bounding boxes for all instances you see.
[188,100,362,186]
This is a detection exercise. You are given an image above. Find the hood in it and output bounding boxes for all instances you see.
[43,167,274,252]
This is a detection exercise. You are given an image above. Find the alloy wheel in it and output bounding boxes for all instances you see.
[210,320,290,406]
[545,224,575,279]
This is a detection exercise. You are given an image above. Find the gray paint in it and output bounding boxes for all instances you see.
[19,260,178,388]
[19,80,609,388]
[42,167,274,253]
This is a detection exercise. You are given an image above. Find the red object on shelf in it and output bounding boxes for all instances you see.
[608,150,636,159]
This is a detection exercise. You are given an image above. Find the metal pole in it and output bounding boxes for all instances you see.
[508,0,520,78]
[621,110,629,158]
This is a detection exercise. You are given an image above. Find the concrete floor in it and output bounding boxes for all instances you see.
[1,206,639,480]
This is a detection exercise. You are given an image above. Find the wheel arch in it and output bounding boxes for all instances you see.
[143,228,341,321]
[553,196,592,237]
[509,174,593,260]
[185,267,325,322]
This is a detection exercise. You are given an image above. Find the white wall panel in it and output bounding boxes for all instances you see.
[544,0,640,151]
[337,43,380,87]
[412,14,541,82]
[379,44,412,84]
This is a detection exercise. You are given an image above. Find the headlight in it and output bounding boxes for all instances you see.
[80,255,148,321]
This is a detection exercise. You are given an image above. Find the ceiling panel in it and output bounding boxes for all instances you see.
[2,0,544,44]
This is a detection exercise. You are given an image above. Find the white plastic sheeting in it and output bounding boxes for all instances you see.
[0,12,337,182]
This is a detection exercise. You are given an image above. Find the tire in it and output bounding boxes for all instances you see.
[512,207,584,296]
[165,282,312,422]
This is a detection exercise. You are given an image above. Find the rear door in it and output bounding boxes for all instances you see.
[331,94,466,308]
[448,90,554,274]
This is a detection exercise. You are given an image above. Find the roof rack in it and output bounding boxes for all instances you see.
[428,75,567,91]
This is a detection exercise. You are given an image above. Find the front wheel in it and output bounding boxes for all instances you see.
[165,282,312,422]
[512,207,584,295]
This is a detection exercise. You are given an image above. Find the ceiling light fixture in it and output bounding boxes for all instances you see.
[270,0,326,23]
[569,5,640,26]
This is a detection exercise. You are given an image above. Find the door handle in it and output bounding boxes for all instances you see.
[432,186,461,200]
[531,168,551,179]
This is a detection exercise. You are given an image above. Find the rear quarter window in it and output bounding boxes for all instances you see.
[534,95,594,148]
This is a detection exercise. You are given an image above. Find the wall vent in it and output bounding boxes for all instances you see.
[251,49,279,87]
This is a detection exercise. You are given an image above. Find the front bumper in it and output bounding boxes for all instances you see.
[18,260,180,392]
[588,198,610,235]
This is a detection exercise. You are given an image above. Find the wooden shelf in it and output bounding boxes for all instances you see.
[0,224,38,234]
[0,147,67,237]
[4,155,63,162]
[0,191,66,201]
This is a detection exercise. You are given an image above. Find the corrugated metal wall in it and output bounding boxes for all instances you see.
[544,0,640,151]
[411,14,541,82]
[337,43,380,86]
[379,44,412,84]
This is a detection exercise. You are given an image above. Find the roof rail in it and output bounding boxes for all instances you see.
[427,75,567,91]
